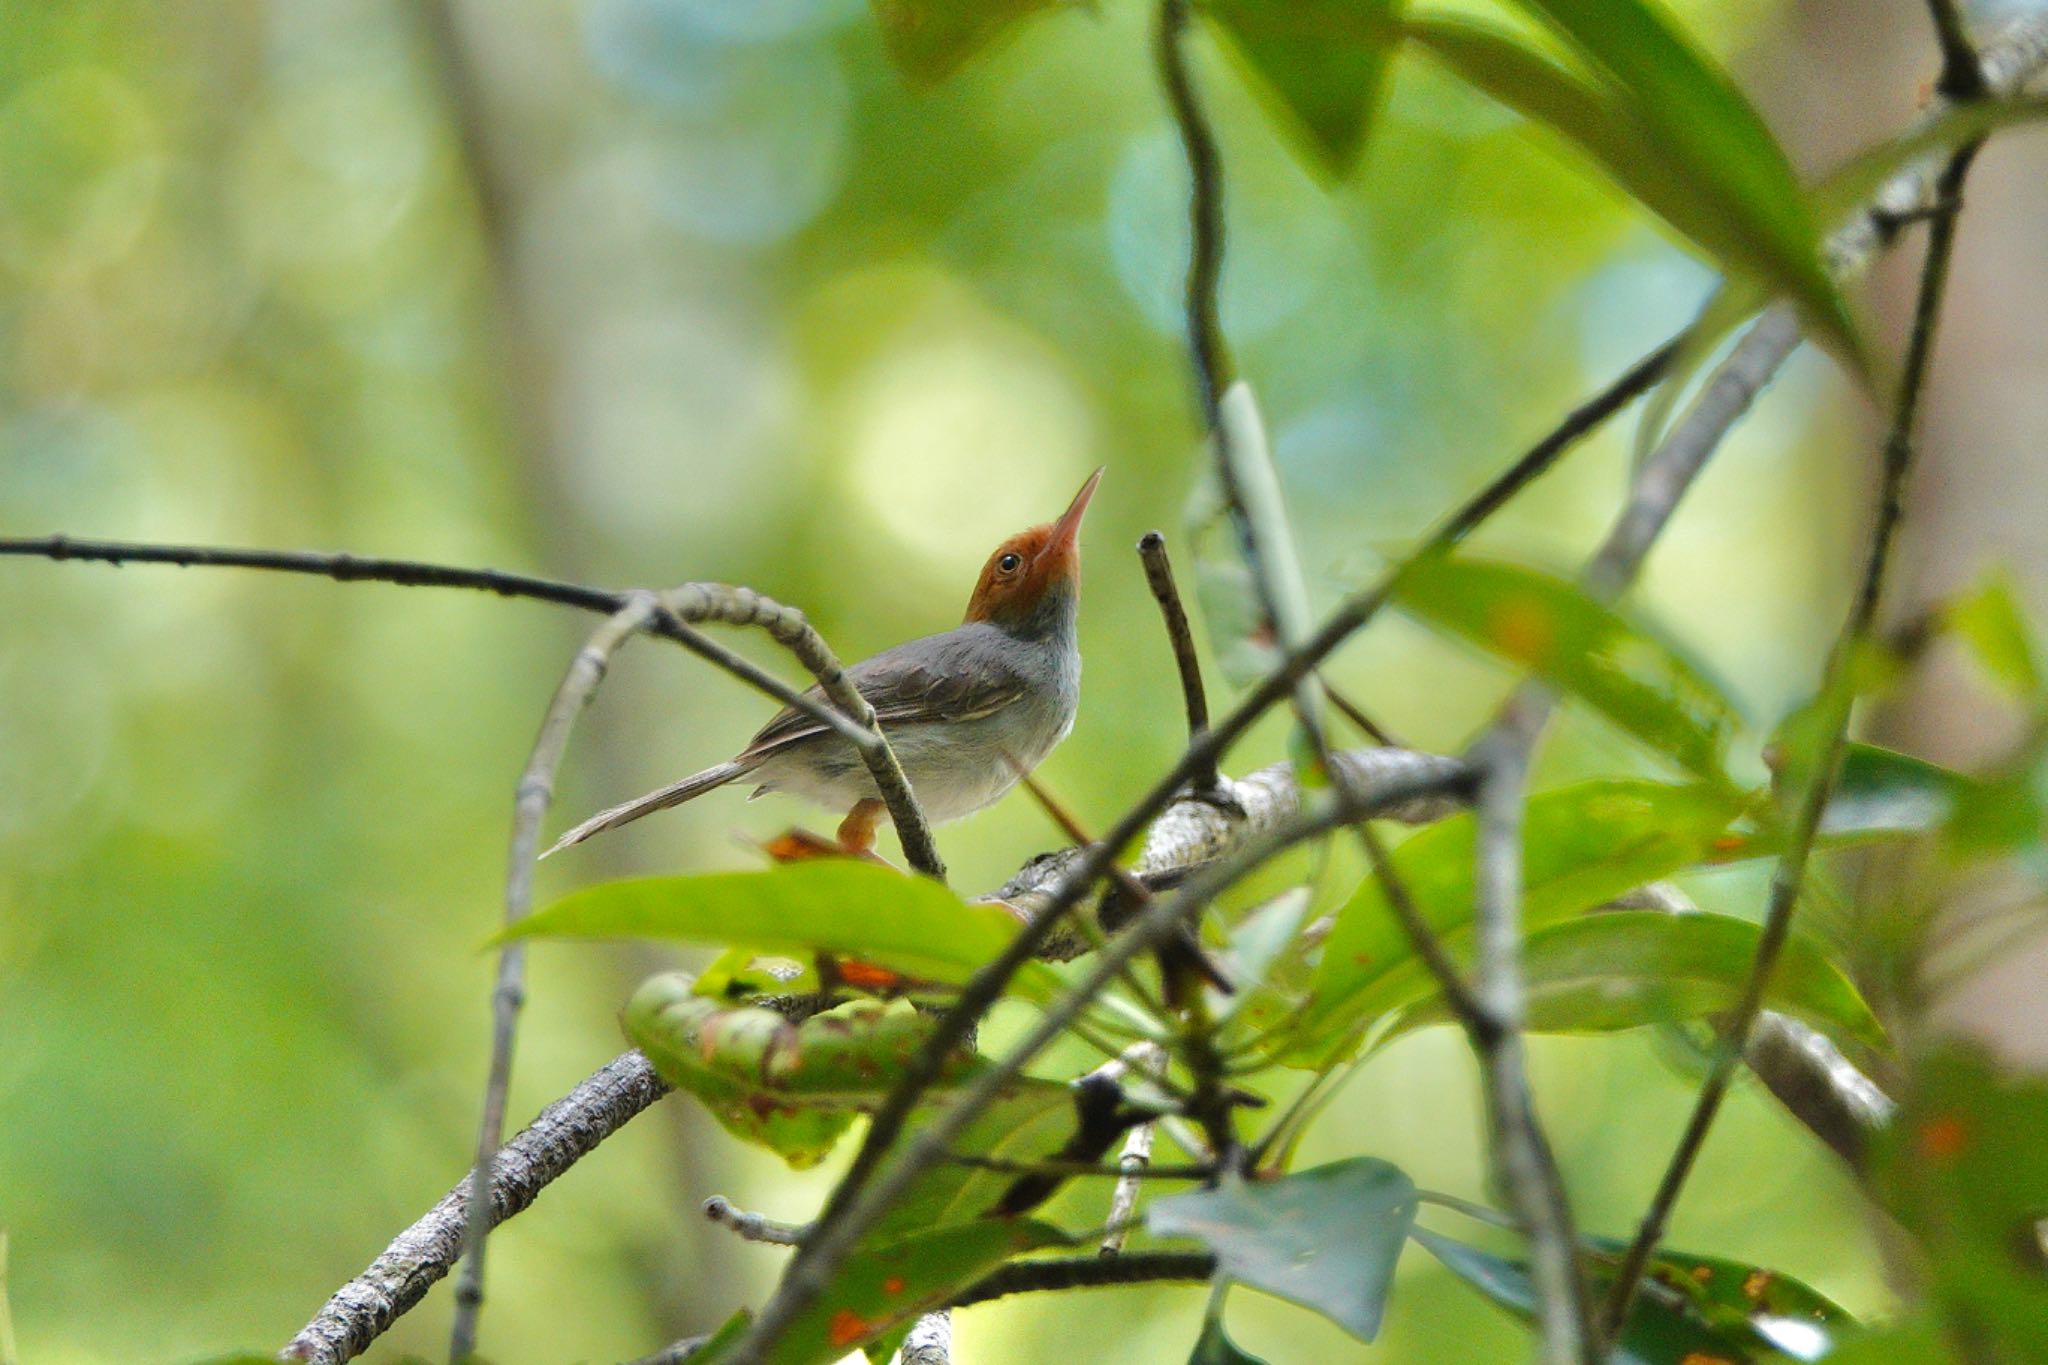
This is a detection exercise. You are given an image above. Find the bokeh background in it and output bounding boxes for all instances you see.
[4,0,2046,1360]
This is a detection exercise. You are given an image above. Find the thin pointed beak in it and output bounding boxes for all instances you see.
[1046,466,1104,560]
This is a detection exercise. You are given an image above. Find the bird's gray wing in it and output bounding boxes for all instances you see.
[738,635,1026,761]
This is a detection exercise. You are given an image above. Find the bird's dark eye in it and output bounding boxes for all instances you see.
[998,553,1022,573]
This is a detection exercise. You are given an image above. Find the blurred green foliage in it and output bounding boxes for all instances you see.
[0,0,1932,1361]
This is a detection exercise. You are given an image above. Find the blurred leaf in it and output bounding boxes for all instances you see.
[624,973,986,1168]
[1189,1313,1272,1365]
[695,1219,1063,1365]
[869,1079,1078,1239]
[1384,910,1883,1048]
[1207,0,1403,177]
[1404,19,1712,250]
[868,0,1072,83]
[1813,97,2048,231]
[1392,556,1742,782]
[1822,744,1971,844]
[1413,1226,1854,1363]
[1148,1158,1418,1340]
[1821,1317,1957,1364]
[1216,886,1316,1030]
[1944,571,2044,699]
[1483,0,1859,366]
[502,861,1062,998]
[1305,781,1745,1054]
[1876,1044,2048,1361]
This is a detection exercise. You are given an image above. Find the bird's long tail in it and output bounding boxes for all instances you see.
[542,759,754,857]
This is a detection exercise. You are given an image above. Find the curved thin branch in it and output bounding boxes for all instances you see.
[453,593,664,1358]
[659,583,944,881]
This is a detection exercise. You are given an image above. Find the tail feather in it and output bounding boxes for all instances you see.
[542,759,753,857]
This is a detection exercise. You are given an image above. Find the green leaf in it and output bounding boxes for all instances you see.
[1382,910,1883,1048]
[867,0,1071,83]
[502,861,1062,998]
[1486,0,1858,366]
[1414,1227,1855,1363]
[1404,20,1713,251]
[1392,556,1742,782]
[1821,743,1972,845]
[624,973,986,1168]
[868,1079,1079,1240]
[1207,0,1403,177]
[1190,1313,1272,1365]
[1148,1158,1418,1340]
[1876,1044,2048,1362]
[1944,570,2044,698]
[694,1219,1064,1365]
[1304,780,1745,1054]
[1813,97,2048,232]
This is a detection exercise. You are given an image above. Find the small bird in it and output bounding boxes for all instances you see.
[547,468,1103,858]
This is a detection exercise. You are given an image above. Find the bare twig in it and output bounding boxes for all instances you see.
[1156,0,1324,746]
[1101,1042,1168,1255]
[1468,729,1596,1364]
[283,1051,672,1365]
[280,747,1449,1362]
[946,1252,1216,1308]
[1137,532,1219,790]
[703,1196,808,1248]
[1598,138,1983,1341]
[0,538,868,748]
[453,593,663,1358]
[723,758,1471,1363]
[898,1311,952,1365]
[658,583,944,880]
[1926,0,1988,98]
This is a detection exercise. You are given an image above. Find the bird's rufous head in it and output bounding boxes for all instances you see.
[963,467,1103,633]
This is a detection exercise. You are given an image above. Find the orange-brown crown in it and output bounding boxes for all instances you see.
[963,468,1103,631]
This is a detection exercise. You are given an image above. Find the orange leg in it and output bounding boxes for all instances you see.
[836,798,887,855]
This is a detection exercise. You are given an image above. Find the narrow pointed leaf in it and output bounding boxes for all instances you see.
[1414,1227,1854,1363]
[1148,1158,1418,1340]
[1393,556,1742,782]
[500,861,1062,997]
[1493,0,1858,366]
[1813,97,2048,232]
[1382,911,1883,1048]
[1207,0,1404,178]
[1304,781,1744,1054]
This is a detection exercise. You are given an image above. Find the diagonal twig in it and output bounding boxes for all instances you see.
[453,592,665,1359]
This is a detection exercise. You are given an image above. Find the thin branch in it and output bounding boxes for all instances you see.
[703,1196,809,1248]
[898,1311,952,1365]
[947,1154,1214,1182]
[1926,0,1988,99]
[1137,532,1219,790]
[0,538,866,747]
[1468,730,1596,1364]
[945,1252,1216,1308]
[1598,140,1982,1342]
[452,593,663,1359]
[1156,0,1325,746]
[722,761,1472,1364]
[283,1051,672,1365]
[279,747,1450,1363]
[659,584,944,880]
[1102,1042,1168,1255]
